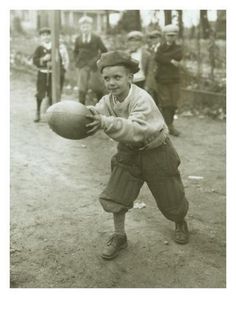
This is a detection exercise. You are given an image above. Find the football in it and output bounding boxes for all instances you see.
[46,100,92,140]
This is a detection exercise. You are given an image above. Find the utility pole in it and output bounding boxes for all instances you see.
[51,10,61,104]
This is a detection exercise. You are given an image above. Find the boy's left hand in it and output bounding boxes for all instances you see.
[86,112,102,135]
[171,59,181,67]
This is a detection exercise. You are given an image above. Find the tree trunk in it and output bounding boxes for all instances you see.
[200,10,211,39]
[105,10,111,34]
[164,10,172,25]
[177,10,183,38]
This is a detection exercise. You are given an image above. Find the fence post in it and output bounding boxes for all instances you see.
[51,10,61,104]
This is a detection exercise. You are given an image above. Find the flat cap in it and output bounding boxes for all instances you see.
[163,24,179,34]
[79,16,93,24]
[147,30,161,38]
[127,31,144,40]
[97,50,140,74]
[39,27,51,35]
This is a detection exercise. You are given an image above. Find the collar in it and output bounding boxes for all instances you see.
[42,42,51,50]
[112,84,133,105]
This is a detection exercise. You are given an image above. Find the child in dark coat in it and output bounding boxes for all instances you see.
[32,27,52,122]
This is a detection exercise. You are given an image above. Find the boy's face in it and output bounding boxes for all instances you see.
[165,33,177,45]
[102,65,133,101]
[80,22,92,34]
[128,38,142,52]
[40,32,51,44]
[147,36,161,48]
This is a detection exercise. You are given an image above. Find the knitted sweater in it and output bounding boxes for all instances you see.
[91,84,168,150]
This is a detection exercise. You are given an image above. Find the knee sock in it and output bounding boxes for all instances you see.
[113,212,126,235]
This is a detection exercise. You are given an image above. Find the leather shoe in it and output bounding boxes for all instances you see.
[175,220,189,244]
[102,233,128,260]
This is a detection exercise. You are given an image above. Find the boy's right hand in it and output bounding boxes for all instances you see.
[42,54,51,61]
[86,108,102,135]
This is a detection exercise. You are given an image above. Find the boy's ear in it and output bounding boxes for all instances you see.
[128,73,133,82]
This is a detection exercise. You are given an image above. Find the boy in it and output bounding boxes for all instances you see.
[33,28,65,122]
[127,31,150,89]
[32,27,52,122]
[86,51,189,260]
[73,16,107,104]
[145,30,162,106]
[155,24,183,137]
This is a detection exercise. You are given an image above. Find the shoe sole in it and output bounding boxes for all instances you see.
[101,242,128,260]
[175,238,189,244]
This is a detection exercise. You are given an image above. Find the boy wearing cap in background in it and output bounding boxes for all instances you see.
[32,27,65,122]
[145,30,162,107]
[73,16,108,104]
[32,27,53,123]
[86,50,189,260]
[155,24,183,137]
[127,31,150,89]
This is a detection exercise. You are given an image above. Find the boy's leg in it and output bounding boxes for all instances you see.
[34,96,42,122]
[77,67,90,104]
[156,83,180,137]
[99,150,144,259]
[168,83,180,136]
[143,138,189,243]
[101,211,128,260]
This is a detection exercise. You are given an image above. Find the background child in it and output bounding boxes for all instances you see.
[32,27,52,122]
[73,16,108,104]
[145,29,162,106]
[155,24,183,137]
[126,31,150,89]
[86,50,189,260]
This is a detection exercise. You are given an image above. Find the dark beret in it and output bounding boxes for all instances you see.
[39,27,51,35]
[147,30,161,38]
[97,50,139,74]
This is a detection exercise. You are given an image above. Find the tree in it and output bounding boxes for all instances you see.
[164,10,172,25]
[177,10,183,38]
[117,10,141,32]
[105,10,111,34]
[200,10,211,39]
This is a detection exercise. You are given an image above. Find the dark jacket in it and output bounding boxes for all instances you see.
[73,33,107,70]
[33,45,63,72]
[155,42,183,84]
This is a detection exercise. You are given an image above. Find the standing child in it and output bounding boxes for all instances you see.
[73,16,107,104]
[145,30,162,106]
[86,51,189,260]
[32,27,52,123]
[126,31,150,89]
[155,24,183,137]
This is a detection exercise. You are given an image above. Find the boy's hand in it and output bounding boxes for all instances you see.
[170,59,180,67]
[86,111,102,135]
[42,54,51,61]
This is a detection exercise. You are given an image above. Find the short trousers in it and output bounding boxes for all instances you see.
[99,137,188,222]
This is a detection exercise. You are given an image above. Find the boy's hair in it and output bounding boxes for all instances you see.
[97,51,139,74]
[39,27,51,35]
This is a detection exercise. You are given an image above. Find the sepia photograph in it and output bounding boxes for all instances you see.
[9,8,227,290]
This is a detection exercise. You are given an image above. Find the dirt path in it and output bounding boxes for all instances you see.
[10,71,226,288]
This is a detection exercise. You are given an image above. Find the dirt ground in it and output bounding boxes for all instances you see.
[10,71,226,288]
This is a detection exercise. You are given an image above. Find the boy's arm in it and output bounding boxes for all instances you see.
[87,96,165,145]
[73,37,80,61]
[97,36,108,53]
[33,47,51,68]
[155,46,183,64]
[32,47,42,67]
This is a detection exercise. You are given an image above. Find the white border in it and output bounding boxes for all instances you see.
[2,1,236,314]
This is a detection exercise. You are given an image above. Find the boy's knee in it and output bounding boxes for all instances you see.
[160,196,189,222]
[99,196,129,214]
